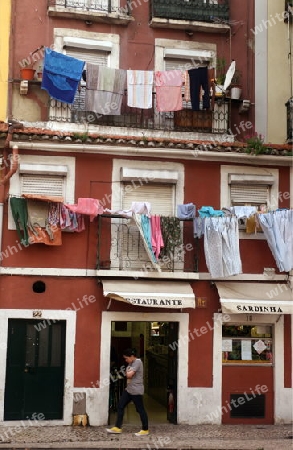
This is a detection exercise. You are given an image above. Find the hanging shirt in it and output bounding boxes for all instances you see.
[154,70,183,112]
[41,48,85,104]
[258,209,293,272]
[204,216,242,278]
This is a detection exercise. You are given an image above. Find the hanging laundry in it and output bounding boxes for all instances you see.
[177,203,196,219]
[154,70,183,112]
[104,202,152,218]
[150,215,164,259]
[48,202,61,226]
[132,213,161,272]
[232,206,257,219]
[257,209,293,272]
[188,67,210,111]
[198,206,224,218]
[28,224,62,246]
[160,216,182,258]
[193,216,205,239]
[65,198,104,222]
[203,216,242,278]
[183,70,191,103]
[10,197,29,246]
[26,200,62,245]
[85,64,127,115]
[127,70,154,109]
[41,48,85,104]
[27,200,49,230]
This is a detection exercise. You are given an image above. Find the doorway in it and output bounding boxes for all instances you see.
[4,319,66,420]
[109,320,179,425]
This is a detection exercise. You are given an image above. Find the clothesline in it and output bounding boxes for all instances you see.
[41,47,213,112]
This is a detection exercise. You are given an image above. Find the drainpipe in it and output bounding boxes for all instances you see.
[0,121,23,262]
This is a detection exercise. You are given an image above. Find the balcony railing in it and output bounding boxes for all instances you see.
[49,88,229,133]
[286,97,293,143]
[48,0,132,17]
[150,0,230,23]
[97,215,199,273]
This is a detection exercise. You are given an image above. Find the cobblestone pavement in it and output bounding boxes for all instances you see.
[0,424,292,450]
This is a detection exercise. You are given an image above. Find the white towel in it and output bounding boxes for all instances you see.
[127,70,153,109]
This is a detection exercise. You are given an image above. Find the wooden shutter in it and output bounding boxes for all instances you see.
[21,174,65,198]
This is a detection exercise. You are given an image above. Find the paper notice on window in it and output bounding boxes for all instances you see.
[222,339,232,351]
[241,340,252,360]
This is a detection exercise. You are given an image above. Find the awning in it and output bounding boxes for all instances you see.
[216,282,293,315]
[102,280,195,309]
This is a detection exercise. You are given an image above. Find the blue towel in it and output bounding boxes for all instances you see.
[41,48,85,104]
[198,206,224,218]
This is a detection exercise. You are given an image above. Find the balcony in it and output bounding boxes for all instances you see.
[286,97,293,143]
[49,88,229,134]
[150,0,230,33]
[97,215,199,273]
[284,0,293,23]
[47,0,133,25]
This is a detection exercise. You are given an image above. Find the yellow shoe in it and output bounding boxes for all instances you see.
[135,430,149,436]
[106,427,122,434]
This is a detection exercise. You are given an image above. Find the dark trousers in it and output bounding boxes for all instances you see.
[188,67,210,111]
[115,390,148,430]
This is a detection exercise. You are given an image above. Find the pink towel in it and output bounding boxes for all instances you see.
[65,198,104,222]
[155,70,183,112]
[150,215,164,259]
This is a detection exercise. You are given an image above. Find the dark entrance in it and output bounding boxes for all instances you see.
[4,319,66,420]
[109,320,178,424]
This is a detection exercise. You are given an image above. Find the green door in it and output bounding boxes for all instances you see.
[167,322,178,424]
[4,319,66,420]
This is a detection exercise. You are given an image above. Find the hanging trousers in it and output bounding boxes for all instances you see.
[10,197,29,245]
[115,390,148,430]
[188,67,210,111]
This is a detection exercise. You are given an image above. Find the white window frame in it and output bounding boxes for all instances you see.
[53,29,120,68]
[220,165,279,240]
[155,38,216,72]
[110,159,185,271]
[154,39,221,130]
[8,155,75,230]
[49,29,120,122]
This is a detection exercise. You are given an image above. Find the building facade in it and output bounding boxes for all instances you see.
[0,0,11,122]
[0,0,292,427]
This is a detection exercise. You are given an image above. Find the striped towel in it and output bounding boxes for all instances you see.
[86,64,126,115]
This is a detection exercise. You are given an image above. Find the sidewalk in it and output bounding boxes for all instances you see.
[0,423,292,450]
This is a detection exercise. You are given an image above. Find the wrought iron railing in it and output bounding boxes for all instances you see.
[97,215,199,273]
[150,0,230,23]
[48,0,130,15]
[49,88,229,133]
[286,97,293,143]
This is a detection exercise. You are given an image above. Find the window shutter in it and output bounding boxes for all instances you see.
[21,174,65,198]
[65,47,109,66]
[230,185,269,205]
[122,183,174,215]
[64,47,109,118]
[118,183,175,270]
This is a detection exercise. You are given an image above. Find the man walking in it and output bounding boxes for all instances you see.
[106,348,149,436]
